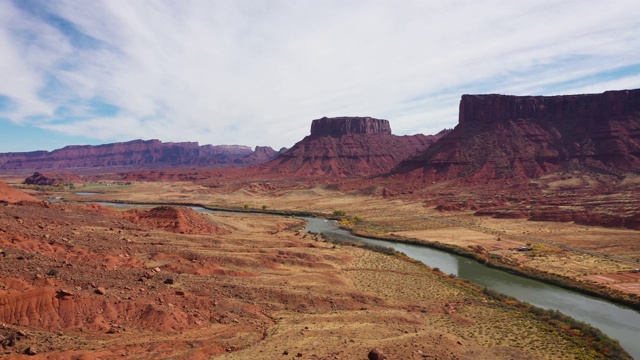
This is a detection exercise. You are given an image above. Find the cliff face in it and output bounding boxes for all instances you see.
[262,117,447,177]
[458,90,640,125]
[310,117,392,137]
[393,89,640,180]
[0,140,280,172]
[239,146,284,165]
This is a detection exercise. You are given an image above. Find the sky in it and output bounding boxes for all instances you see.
[0,0,639,153]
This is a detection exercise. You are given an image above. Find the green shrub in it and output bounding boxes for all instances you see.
[47,268,59,276]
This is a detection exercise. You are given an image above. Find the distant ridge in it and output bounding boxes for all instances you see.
[0,139,283,173]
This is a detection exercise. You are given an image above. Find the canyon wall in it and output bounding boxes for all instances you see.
[393,89,640,180]
[0,139,281,172]
[262,117,447,177]
[309,117,392,137]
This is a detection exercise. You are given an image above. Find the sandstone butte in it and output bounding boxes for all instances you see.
[0,139,283,173]
[391,89,640,181]
[23,172,84,186]
[257,116,449,177]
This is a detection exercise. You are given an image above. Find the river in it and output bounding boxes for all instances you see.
[91,201,640,358]
[301,216,640,359]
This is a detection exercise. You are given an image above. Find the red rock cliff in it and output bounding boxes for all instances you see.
[0,139,280,172]
[393,89,640,180]
[261,117,447,177]
[310,117,392,137]
[459,90,640,124]
[23,171,84,186]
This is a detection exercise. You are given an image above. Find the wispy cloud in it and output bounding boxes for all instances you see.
[0,0,639,151]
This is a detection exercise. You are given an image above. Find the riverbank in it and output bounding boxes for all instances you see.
[342,225,640,312]
[71,194,640,311]
[333,234,632,359]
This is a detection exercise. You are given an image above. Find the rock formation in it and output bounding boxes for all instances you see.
[238,146,283,165]
[23,172,84,186]
[122,206,229,235]
[0,139,281,172]
[260,117,448,177]
[393,89,640,180]
[310,116,392,137]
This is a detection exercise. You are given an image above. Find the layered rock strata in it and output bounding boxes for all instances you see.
[393,89,640,180]
[0,139,281,172]
[262,117,447,177]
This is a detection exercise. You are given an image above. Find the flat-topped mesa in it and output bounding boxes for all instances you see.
[260,115,447,178]
[310,117,392,137]
[391,88,640,181]
[459,89,640,124]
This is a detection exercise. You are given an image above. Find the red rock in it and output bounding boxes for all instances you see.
[239,146,281,164]
[310,116,391,137]
[94,287,107,295]
[393,89,640,181]
[368,348,388,360]
[23,171,84,186]
[259,117,448,177]
[0,139,282,172]
[0,181,39,204]
[122,206,229,235]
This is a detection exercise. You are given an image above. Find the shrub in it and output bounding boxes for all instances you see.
[47,268,59,276]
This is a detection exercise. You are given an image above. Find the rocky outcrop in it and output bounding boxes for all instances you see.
[0,140,280,172]
[260,117,448,177]
[23,172,84,186]
[238,146,285,165]
[393,89,640,180]
[310,117,392,137]
[458,90,640,125]
[122,206,229,235]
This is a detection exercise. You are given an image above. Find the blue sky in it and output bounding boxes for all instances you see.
[1,0,639,152]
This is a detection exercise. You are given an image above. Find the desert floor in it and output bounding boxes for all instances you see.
[67,180,640,296]
[0,181,629,358]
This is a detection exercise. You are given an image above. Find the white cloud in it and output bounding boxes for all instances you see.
[0,1,61,120]
[1,0,639,150]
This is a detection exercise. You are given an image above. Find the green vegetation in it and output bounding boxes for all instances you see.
[47,268,59,276]
[332,210,364,226]
[332,209,346,217]
[20,183,75,191]
[82,182,132,188]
